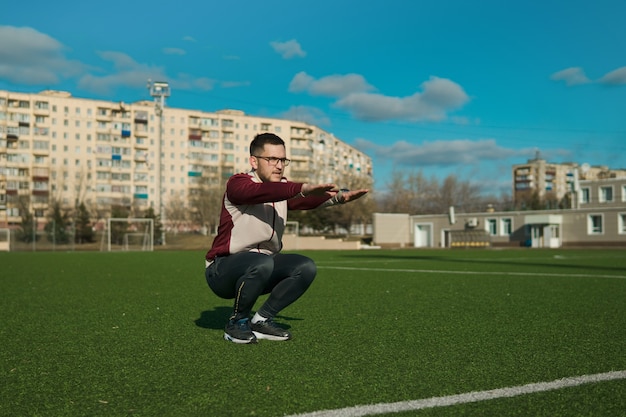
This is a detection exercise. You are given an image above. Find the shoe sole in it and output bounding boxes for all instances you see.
[252,331,291,341]
[224,333,257,344]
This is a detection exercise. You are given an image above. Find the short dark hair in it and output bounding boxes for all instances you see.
[250,133,285,156]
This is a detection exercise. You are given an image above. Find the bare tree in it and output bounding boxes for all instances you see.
[326,177,375,236]
[381,170,439,214]
[165,193,190,233]
[378,169,414,213]
[189,179,225,234]
[379,170,486,215]
[73,167,92,211]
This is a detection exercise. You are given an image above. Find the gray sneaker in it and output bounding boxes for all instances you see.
[250,319,292,341]
[224,318,257,344]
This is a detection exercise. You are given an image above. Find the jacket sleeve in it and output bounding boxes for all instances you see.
[226,173,303,205]
[287,194,334,210]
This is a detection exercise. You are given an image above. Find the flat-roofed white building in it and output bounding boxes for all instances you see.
[373,178,626,249]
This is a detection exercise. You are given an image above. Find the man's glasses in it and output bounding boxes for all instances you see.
[253,156,291,166]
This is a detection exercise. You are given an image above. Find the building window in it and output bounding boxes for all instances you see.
[619,213,626,235]
[486,218,497,236]
[500,218,512,236]
[588,214,603,235]
[622,185,626,202]
[580,187,590,204]
[599,186,613,203]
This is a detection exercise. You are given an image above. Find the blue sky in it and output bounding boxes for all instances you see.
[1,0,625,194]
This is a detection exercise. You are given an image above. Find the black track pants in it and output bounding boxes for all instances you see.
[205,252,317,320]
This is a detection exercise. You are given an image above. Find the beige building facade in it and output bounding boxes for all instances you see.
[0,89,372,228]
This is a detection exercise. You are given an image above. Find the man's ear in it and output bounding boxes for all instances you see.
[249,155,258,170]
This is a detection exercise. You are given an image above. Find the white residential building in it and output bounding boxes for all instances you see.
[0,89,372,228]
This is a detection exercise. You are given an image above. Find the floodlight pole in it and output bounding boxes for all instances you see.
[147,80,170,246]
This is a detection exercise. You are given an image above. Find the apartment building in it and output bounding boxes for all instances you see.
[0,89,372,228]
[512,155,626,206]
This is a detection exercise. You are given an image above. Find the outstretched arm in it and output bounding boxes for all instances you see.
[316,188,369,208]
[288,184,369,210]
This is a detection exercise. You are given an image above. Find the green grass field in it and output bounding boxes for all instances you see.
[1,249,625,417]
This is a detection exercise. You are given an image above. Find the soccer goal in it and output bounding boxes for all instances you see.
[103,218,154,252]
[0,228,10,252]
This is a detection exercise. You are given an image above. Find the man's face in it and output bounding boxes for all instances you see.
[250,144,287,182]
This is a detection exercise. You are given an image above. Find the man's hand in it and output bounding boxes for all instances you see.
[301,183,337,197]
[338,189,369,203]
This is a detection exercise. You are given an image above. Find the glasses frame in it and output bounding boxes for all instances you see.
[253,155,291,166]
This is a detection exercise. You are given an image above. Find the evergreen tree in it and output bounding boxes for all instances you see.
[75,202,95,244]
[109,205,130,245]
[143,207,163,245]
[44,201,71,244]
[16,198,37,243]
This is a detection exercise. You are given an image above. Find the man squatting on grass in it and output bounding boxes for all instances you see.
[204,133,368,344]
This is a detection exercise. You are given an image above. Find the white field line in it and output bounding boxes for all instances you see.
[283,370,626,417]
[317,265,626,280]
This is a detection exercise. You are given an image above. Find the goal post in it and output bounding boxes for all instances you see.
[285,221,299,236]
[0,228,10,252]
[104,218,154,252]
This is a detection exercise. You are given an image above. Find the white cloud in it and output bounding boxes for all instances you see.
[0,25,85,84]
[78,51,216,94]
[550,67,591,86]
[289,72,374,97]
[270,39,306,59]
[0,26,225,95]
[77,51,165,94]
[355,138,538,166]
[290,73,468,122]
[279,105,331,127]
[599,66,626,85]
[551,66,626,87]
[173,73,216,91]
[163,47,186,56]
[182,36,197,42]
[220,80,250,88]
[342,76,469,122]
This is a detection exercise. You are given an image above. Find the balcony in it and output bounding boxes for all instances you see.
[33,106,50,116]
[134,112,148,124]
[32,168,49,180]
[189,129,202,141]
[95,109,111,120]
[134,153,147,162]
[134,127,148,137]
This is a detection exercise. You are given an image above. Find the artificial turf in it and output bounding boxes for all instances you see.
[0,249,624,416]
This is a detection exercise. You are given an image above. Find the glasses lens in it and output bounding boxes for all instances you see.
[254,156,289,166]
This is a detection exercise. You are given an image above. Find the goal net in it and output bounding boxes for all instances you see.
[103,218,154,252]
